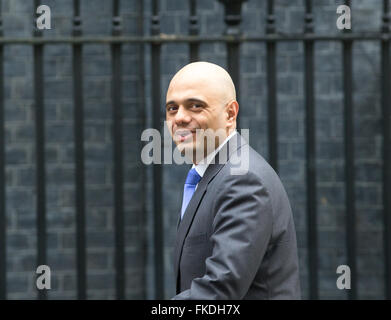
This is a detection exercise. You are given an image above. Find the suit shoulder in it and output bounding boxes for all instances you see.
[223,141,278,182]
[220,141,291,209]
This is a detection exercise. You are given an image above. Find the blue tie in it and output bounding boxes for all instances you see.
[181,168,202,220]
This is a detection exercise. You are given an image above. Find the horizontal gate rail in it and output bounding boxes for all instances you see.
[0,33,390,44]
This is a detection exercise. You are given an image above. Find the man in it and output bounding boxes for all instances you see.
[166,61,301,299]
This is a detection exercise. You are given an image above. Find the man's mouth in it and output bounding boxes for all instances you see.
[174,129,196,142]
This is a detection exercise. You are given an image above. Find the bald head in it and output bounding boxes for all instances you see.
[168,62,236,107]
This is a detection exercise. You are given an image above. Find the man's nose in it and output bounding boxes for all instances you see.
[174,106,191,125]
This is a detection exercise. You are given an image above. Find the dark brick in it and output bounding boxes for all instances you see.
[46,123,74,143]
[47,232,60,249]
[16,214,35,229]
[84,102,111,121]
[317,141,343,160]
[291,142,305,160]
[285,183,306,204]
[7,233,29,250]
[279,160,303,182]
[59,188,75,207]
[5,59,26,77]
[355,185,381,206]
[356,138,380,158]
[356,162,381,182]
[241,75,265,97]
[46,146,60,163]
[46,166,75,186]
[85,165,107,185]
[354,118,381,138]
[6,168,16,186]
[84,79,110,99]
[318,231,345,249]
[57,103,73,121]
[6,189,34,209]
[44,80,72,100]
[47,208,75,229]
[241,55,258,73]
[20,253,36,271]
[358,284,384,299]
[86,208,109,228]
[6,147,28,165]
[5,102,28,121]
[87,252,109,270]
[317,185,345,206]
[277,142,290,161]
[280,119,302,139]
[87,273,115,290]
[47,253,75,272]
[316,161,336,183]
[3,14,31,37]
[86,187,113,207]
[356,208,382,231]
[317,207,345,228]
[356,231,383,254]
[87,231,114,249]
[63,274,76,291]
[7,274,29,293]
[61,233,76,249]
[85,145,113,164]
[290,55,304,73]
[84,58,111,76]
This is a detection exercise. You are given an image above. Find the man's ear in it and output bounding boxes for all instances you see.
[226,100,239,121]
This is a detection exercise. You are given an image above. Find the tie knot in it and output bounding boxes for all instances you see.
[185,168,202,186]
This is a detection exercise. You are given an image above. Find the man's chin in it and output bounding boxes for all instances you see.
[177,144,194,156]
[182,148,210,163]
[175,144,197,161]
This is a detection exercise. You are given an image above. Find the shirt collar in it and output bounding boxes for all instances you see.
[192,129,237,178]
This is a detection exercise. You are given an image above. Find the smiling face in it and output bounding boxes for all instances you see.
[166,62,239,164]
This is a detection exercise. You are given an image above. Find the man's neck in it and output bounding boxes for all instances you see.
[192,129,237,166]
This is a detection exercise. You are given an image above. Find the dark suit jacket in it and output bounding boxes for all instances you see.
[172,132,301,299]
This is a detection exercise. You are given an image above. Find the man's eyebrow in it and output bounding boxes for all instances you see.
[186,98,206,104]
[166,100,175,107]
[165,98,206,107]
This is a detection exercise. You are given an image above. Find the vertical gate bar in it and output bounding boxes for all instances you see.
[151,0,164,299]
[72,0,86,300]
[188,0,199,62]
[381,0,391,300]
[0,0,5,299]
[219,0,247,129]
[33,0,47,300]
[137,0,147,299]
[342,0,357,300]
[304,0,318,300]
[227,42,240,120]
[112,0,125,300]
[266,0,278,171]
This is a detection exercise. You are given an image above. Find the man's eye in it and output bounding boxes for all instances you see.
[191,104,202,109]
[167,106,177,112]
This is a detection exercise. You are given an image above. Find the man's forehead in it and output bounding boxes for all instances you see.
[166,88,208,104]
[167,77,217,101]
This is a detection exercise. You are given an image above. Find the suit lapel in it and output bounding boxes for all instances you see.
[173,132,246,290]
[173,161,224,291]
